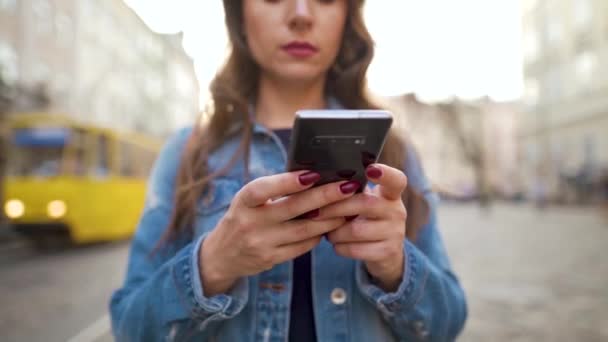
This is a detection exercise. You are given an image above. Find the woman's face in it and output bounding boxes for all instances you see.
[243,0,348,84]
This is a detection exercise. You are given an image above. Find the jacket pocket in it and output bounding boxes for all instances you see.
[197,178,242,214]
[195,178,242,235]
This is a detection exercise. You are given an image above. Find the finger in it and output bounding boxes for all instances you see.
[365,163,407,201]
[266,180,362,221]
[238,170,321,208]
[275,235,322,263]
[272,218,345,246]
[333,241,393,262]
[314,192,386,220]
[326,219,393,244]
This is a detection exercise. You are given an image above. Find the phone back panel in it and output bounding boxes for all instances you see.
[286,110,393,190]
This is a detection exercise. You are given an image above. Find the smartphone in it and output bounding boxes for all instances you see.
[286,109,393,192]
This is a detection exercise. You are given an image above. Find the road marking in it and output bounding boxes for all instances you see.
[67,314,111,342]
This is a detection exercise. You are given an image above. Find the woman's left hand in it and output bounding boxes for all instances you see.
[314,163,408,292]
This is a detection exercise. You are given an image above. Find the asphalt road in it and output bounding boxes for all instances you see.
[0,203,606,341]
[0,241,127,342]
[444,203,608,342]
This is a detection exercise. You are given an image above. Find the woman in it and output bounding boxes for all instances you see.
[110,0,467,341]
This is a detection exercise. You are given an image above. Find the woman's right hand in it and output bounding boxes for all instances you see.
[199,171,361,296]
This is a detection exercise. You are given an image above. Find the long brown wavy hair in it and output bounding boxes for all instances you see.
[163,0,429,245]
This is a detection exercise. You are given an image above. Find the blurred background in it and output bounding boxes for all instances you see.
[0,1,606,341]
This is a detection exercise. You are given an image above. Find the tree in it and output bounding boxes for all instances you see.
[437,99,492,207]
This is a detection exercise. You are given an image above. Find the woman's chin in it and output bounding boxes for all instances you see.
[270,66,327,85]
[279,74,326,87]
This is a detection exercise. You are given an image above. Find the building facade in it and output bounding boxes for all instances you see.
[0,0,199,137]
[521,0,608,202]
[382,94,522,200]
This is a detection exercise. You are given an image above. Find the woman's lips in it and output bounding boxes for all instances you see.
[281,41,319,58]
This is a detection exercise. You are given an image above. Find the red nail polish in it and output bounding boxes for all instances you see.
[366,166,382,179]
[340,181,361,194]
[299,171,321,186]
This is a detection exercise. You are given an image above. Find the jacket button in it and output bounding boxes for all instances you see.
[330,288,347,305]
[413,320,429,339]
[417,329,429,339]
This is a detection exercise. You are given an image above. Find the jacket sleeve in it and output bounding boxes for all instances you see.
[355,147,468,341]
[109,128,249,342]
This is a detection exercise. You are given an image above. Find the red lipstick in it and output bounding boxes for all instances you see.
[281,41,319,58]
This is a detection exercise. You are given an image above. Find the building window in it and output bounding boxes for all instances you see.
[32,0,53,35]
[574,51,597,90]
[145,74,164,99]
[55,13,74,46]
[523,29,539,63]
[139,36,163,60]
[605,14,608,42]
[544,68,562,104]
[573,0,592,32]
[32,63,51,83]
[522,0,538,14]
[544,16,562,47]
[175,65,193,95]
[0,0,16,12]
[524,78,539,105]
[53,73,70,98]
[0,42,18,84]
[574,32,592,54]
[98,10,115,47]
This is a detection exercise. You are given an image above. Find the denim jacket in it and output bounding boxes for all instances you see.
[110,120,467,341]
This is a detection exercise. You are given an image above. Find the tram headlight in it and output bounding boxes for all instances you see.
[47,200,67,219]
[5,199,25,219]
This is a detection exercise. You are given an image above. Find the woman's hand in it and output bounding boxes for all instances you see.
[316,164,408,292]
[199,171,361,296]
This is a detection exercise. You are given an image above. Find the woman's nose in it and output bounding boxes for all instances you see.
[289,0,313,31]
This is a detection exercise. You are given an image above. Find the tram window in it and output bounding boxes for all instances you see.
[74,149,86,175]
[131,145,147,178]
[119,142,134,177]
[7,145,63,177]
[65,130,87,176]
[118,140,157,178]
[7,127,67,177]
[95,135,110,177]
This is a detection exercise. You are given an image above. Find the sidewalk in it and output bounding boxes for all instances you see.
[439,203,608,341]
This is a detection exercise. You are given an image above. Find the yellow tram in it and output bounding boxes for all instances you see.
[2,113,162,246]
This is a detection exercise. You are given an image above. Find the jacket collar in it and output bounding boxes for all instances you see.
[250,97,344,135]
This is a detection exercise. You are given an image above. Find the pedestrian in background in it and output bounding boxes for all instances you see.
[110,0,467,341]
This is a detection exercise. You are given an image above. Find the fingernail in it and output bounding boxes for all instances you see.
[346,215,358,221]
[340,181,361,194]
[299,171,321,186]
[366,166,382,179]
[301,208,320,219]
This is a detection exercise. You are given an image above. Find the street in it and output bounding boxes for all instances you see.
[0,203,607,341]
[444,203,608,342]
[0,241,127,342]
